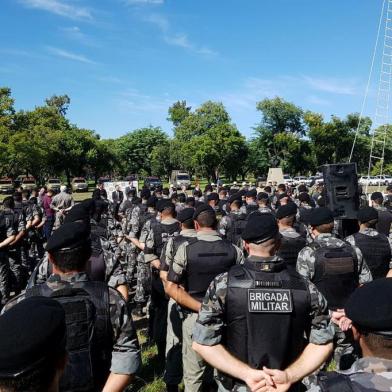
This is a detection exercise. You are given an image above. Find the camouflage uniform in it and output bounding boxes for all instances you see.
[192,255,334,392]
[0,208,17,304]
[296,233,372,370]
[160,228,197,387]
[307,357,392,391]
[218,209,243,238]
[258,206,274,214]
[4,272,141,376]
[7,204,26,294]
[168,231,244,392]
[133,211,156,306]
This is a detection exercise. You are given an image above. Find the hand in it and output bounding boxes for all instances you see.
[338,316,352,332]
[243,368,274,392]
[330,309,345,325]
[261,367,292,392]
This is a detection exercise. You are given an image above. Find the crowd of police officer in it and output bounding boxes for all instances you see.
[1,179,392,391]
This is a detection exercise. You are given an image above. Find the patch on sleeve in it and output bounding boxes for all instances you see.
[248,289,293,313]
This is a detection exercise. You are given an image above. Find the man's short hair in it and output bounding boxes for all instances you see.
[361,333,392,360]
[2,196,14,209]
[51,244,91,273]
[196,211,217,229]
[314,222,334,233]
[277,184,286,192]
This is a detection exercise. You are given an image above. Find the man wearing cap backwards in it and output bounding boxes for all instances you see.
[4,220,141,392]
[160,208,197,392]
[257,192,274,214]
[192,212,334,392]
[276,203,307,270]
[130,199,180,361]
[218,192,247,248]
[298,278,392,391]
[166,204,243,392]
[371,192,392,236]
[345,206,392,280]
[297,207,372,371]
[0,297,67,392]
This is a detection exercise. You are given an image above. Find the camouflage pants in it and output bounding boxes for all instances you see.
[125,245,138,284]
[333,324,358,370]
[7,246,25,294]
[133,253,151,304]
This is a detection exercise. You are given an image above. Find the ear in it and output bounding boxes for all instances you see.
[243,241,250,253]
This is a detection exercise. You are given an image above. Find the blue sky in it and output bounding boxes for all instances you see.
[0,0,383,139]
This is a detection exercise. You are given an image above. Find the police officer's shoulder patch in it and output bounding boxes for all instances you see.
[248,288,293,313]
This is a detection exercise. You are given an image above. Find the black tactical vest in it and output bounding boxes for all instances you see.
[312,242,359,310]
[245,203,259,216]
[277,235,307,268]
[26,280,112,392]
[353,232,391,279]
[298,207,313,225]
[223,260,310,390]
[376,209,392,237]
[227,213,248,247]
[0,210,15,242]
[186,238,237,301]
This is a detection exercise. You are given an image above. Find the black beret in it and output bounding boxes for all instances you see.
[278,193,289,200]
[64,201,93,224]
[245,189,257,198]
[147,195,157,208]
[346,278,392,334]
[276,202,298,219]
[357,206,378,223]
[186,196,195,204]
[309,207,334,226]
[46,221,91,253]
[237,189,247,198]
[257,192,269,201]
[193,203,215,220]
[207,192,219,202]
[140,188,151,199]
[297,185,308,193]
[264,186,272,193]
[242,212,279,243]
[298,192,311,204]
[177,208,195,223]
[0,297,66,377]
[228,192,243,204]
[371,192,384,201]
[157,199,175,212]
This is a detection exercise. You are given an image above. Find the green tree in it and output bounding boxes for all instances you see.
[45,94,71,116]
[115,127,169,177]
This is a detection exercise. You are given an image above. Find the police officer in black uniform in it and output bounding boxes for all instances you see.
[345,206,392,280]
[192,212,334,392]
[276,203,307,270]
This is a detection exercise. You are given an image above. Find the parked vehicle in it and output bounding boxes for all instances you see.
[71,177,88,192]
[375,175,392,186]
[359,176,378,187]
[0,178,14,194]
[46,178,61,193]
[170,170,191,189]
[283,175,294,186]
[293,176,307,186]
[144,176,162,190]
[21,177,37,191]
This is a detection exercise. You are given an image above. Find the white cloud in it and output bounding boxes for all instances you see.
[145,14,217,56]
[47,46,96,64]
[303,76,358,95]
[60,26,98,46]
[19,0,93,21]
[125,0,164,4]
[117,88,172,113]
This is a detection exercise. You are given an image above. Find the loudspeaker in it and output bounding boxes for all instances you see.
[322,163,360,219]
